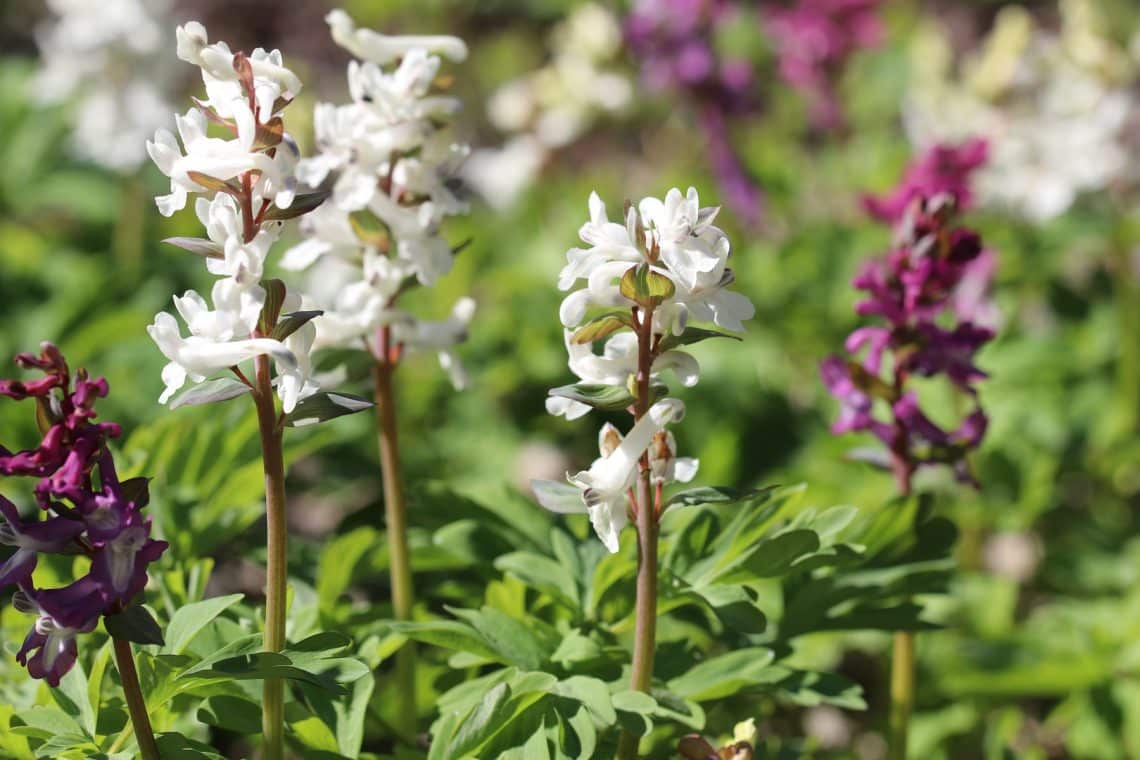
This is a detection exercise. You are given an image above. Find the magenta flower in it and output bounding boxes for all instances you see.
[765,0,885,130]
[821,187,996,491]
[625,0,764,225]
[0,344,167,685]
[863,138,988,224]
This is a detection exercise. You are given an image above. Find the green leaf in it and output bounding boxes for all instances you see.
[737,529,821,577]
[317,527,379,612]
[154,732,229,759]
[449,607,554,671]
[258,278,288,333]
[284,392,374,427]
[54,665,94,737]
[197,695,262,734]
[667,648,779,701]
[162,237,223,260]
[494,552,580,609]
[348,208,390,248]
[696,584,767,634]
[104,605,165,646]
[665,486,765,509]
[619,263,675,308]
[264,190,331,221]
[181,651,347,695]
[168,378,251,410]
[186,171,240,196]
[163,593,243,655]
[548,380,667,413]
[657,326,743,352]
[272,310,323,340]
[551,676,616,725]
[386,620,501,662]
[571,312,634,344]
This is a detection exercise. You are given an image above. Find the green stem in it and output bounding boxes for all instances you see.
[617,307,658,760]
[111,636,160,760]
[373,335,417,739]
[254,354,288,760]
[887,630,915,760]
[1110,242,1140,433]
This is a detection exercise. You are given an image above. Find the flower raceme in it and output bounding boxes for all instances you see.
[535,187,753,551]
[145,21,321,413]
[0,345,166,686]
[822,190,996,488]
[282,9,474,388]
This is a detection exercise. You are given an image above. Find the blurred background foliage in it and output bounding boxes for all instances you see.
[2,0,1140,757]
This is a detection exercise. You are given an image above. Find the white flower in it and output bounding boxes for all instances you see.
[534,398,685,552]
[326,9,467,64]
[147,105,299,217]
[545,331,700,419]
[175,21,301,118]
[639,188,725,289]
[392,298,477,389]
[904,4,1134,221]
[147,279,316,412]
[556,187,754,335]
[648,430,699,486]
[461,136,548,211]
[32,0,176,171]
[196,195,281,284]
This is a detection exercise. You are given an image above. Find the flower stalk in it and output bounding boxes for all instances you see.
[618,306,660,760]
[253,351,288,760]
[372,325,417,737]
[111,636,161,760]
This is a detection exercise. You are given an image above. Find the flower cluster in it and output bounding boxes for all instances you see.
[624,0,763,225]
[145,22,319,411]
[764,0,885,131]
[534,187,754,551]
[0,344,166,686]
[464,3,632,209]
[821,189,996,489]
[904,1,1135,221]
[32,0,177,171]
[283,10,475,388]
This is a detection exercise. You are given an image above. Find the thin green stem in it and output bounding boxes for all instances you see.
[254,354,288,760]
[888,630,915,760]
[111,636,160,760]
[1110,243,1140,433]
[373,327,417,740]
[617,307,658,760]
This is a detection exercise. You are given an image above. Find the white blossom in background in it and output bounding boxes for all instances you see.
[145,22,319,413]
[462,3,633,209]
[905,0,1137,221]
[283,9,474,389]
[534,187,754,552]
[32,0,178,172]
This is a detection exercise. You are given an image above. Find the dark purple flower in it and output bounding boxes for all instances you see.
[0,344,166,685]
[12,583,98,687]
[823,181,996,491]
[0,495,85,587]
[625,0,765,224]
[863,138,989,223]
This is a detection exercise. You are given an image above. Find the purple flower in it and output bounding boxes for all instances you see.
[625,0,765,224]
[863,138,988,224]
[0,495,85,587]
[12,584,98,687]
[822,183,996,491]
[765,0,885,130]
[0,344,166,685]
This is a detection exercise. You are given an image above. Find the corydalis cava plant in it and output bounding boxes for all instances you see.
[284,9,474,386]
[0,344,166,686]
[824,147,997,760]
[0,344,164,759]
[281,9,473,736]
[533,186,754,757]
[143,22,370,759]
